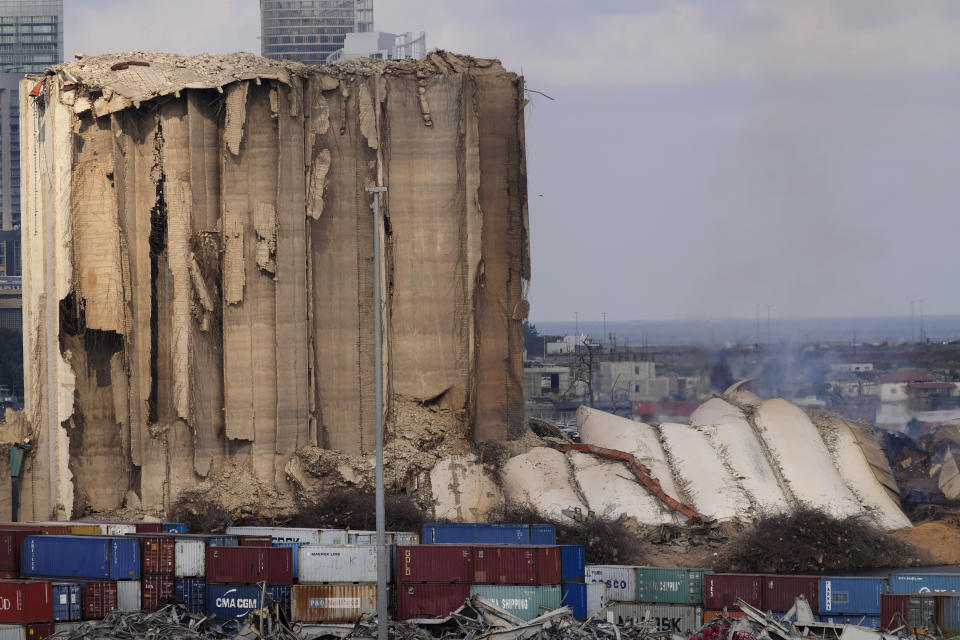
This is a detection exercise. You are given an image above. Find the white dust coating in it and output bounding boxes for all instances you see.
[576,406,683,502]
[753,399,864,518]
[726,388,763,409]
[659,422,748,521]
[502,447,587,519]
[567,452,676,525]
[822,419,913,530]
[430,454,503,523]
[691,398,791,516]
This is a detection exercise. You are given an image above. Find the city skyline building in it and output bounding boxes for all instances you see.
[260,0,374,66]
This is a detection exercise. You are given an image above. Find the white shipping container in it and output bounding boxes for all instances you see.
[585,565,637,603]
[226,526,321,544]
[298,545,385,583]
[0,625,31,640]
[587,583,606,619]
[175,539,206,577]
[317,529,348,545]
[392,532,419,546]
[605,603,702,634]
[116,581,141,611]
[100,524,137,536]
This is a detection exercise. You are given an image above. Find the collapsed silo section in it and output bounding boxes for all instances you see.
[20,52,529,520]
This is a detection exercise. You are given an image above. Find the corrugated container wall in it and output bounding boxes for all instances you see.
[21,537,141,581]
[274,542,306,579]
[818,577,885,615]
[560,546,585,583]
[531,526,556,545]
[889,574,960,594]
[50,583,81,622]
[473,547,536,585]
[0,581,52,624]
[81,582,117,620]
[396,545,472,584]
[175,579,205,615]
[140,537,175,575]
[299,546,380,584]
[562,583,587,620]
[134,523,163,534]
[290,584,377,623]
[162,524,188,534]
[469,585,561,622]
[205,584,262,621]
[174,540,205,578]
[761,575,819,613]
[703,574,761,610]
[0,624,55,640]
[115,581,140,612]
[422,524,529,545]
[938,594,960,632]
[636,568,710,605]
[142,575,175,611]
[585,566,636,603]
[317,530,348,545]
[396,584,471,620]
[205,547,267,584]
[0,534,16,573]
[264,547,293,584]
[881,594,908,630]
[606,603,703,633]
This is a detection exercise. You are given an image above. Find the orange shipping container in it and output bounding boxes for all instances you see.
[291,584,378,623]
[703,610,747,623]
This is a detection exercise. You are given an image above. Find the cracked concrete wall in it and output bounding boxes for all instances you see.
[20,51,528,518]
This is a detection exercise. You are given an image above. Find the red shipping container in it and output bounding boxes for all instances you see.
[23,623,56,639]
[761,575,820,613]
[396,584,470,620]
[534,547,562,585]
[0,525,69,536]
[0,529,41,573]
[265,547,293,584]
[0,532,17,573]
[881,594,909,630]
[205,546,267,584]
[472,546,536,585]
[704,574,762,610]
[239,536,273,547]
[0,580,52,623]
[396,545,472,583]
[81,581,118,619]
[142,575,176,611]
[140,537,175,575]
[135,523,164,534]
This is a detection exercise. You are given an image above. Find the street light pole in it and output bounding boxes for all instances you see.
[365,186,387,640]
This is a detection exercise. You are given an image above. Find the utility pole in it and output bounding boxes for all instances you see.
[766,305,771,345]
[755,304,760,346]
[574,311,579,339]
[365,186,387,640]
[920,300,925,342]
[911,300,915,343]
[601,312,607,346]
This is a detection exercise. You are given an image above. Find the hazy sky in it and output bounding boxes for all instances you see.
[65,1,960,322]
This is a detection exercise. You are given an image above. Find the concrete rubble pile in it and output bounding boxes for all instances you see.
[503,389,912,530]
[17,51,528,520]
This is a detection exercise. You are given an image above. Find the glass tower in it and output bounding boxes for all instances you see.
[260,0,374,66]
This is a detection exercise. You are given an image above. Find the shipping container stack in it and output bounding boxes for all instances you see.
[203,545,293,622]
[589,565,708,633]
[292,544,380,623]
[138,535,174,612]
[0,579,54,640]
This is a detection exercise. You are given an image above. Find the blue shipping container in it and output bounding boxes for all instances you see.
[273,542,307,579]
[51,582,82,622]
[175,578,206,615]
[206,584,263,621]
[818,578,886,615]
[422,523,530,545]
[560,546,585,582]
[21,535,140,580]
[267,585,291,619]
[819,614,881,628]
[531,525,556,545]
[889,574,960,594]
[562,583,587,620]
[162,523,188,534]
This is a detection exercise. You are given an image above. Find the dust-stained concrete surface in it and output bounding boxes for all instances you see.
[19,51,528,519]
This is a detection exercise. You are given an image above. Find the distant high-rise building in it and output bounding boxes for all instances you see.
[0,0,63,233]
[260,0,374,66]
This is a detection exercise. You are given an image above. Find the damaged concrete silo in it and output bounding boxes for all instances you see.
[19,51,528,519]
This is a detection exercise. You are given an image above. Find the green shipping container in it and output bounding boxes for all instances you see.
[470,585,561,622]
[635,568,712,605]
[908,595,936,630]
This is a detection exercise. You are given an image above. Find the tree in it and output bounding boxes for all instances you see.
[566,340,596,408]
[523,320,543,358]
